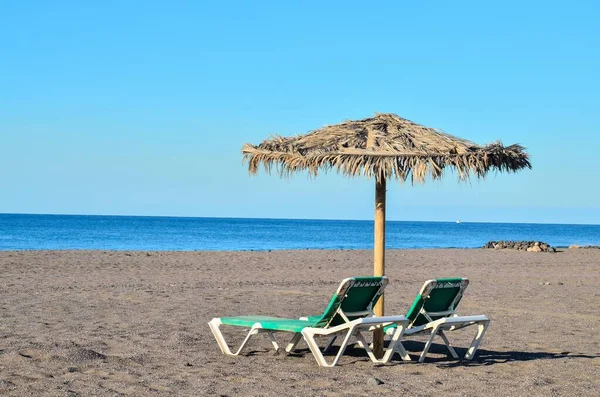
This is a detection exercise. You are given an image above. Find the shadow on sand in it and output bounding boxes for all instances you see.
[366,340,597,366]
[247,340,598,367]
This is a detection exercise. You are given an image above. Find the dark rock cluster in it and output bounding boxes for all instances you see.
[483,241,556,252]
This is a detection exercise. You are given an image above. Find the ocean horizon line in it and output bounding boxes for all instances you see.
[1,212,599,227]
[2,213,600,251]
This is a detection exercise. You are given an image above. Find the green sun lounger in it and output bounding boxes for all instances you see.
[208,276,410,367]
[385,277,490,362]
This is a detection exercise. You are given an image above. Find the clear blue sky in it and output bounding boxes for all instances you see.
[1,1,599,224]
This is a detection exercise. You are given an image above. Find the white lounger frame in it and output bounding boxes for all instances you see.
[209,315,410,367]
[404,314,490,363]
[209,277,411,367]
[388,278,490,362]
[302,315,410,367]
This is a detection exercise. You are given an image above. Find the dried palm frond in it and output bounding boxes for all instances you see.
[242,113,531,182]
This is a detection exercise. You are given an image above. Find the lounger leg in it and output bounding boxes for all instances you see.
[419,324,440,363]
[285,333,303,353]
[264,331,281,351]
[384,323,410,363]
[464,321,489,360]
[393,342,411,362]
[437,330,459,359]
[357,326,410,364]
[208,319,260,356]
[323,335,338,352]
[303,332,328,367]
[331,327,356,366]
[355,331,377,362]
[353,331,375,361]
[302,327,355,367]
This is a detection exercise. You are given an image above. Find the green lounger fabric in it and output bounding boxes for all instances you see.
[220,316,321,332]
[382,277,489,362]
[210,276,413,366]
[406,277,465,326]
[317,276,386,327]
[219,276,385,332]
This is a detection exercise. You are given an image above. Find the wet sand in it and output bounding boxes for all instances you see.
[1,249,599,396]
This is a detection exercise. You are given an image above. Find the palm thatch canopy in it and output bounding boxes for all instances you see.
[242,113,531,182]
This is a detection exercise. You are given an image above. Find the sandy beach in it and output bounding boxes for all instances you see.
[1,249,599,396]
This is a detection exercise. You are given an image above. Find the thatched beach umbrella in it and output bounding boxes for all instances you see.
[242,113,531,355]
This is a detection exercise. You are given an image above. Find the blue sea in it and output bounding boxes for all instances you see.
[1,213,600,251]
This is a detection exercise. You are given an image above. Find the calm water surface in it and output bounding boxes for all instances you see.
[1,214,599,251]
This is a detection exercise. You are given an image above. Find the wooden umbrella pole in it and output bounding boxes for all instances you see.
[373,175,386,358]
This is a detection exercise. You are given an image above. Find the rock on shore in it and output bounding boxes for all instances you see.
[483,241,556,252]
[569,245,600,250]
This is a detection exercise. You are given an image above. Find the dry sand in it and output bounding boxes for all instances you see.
[0,249,599,396]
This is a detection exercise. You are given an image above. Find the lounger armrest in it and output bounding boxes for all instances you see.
[425,314,489,330]
[358,315,408,326]
[440,314,488,324]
